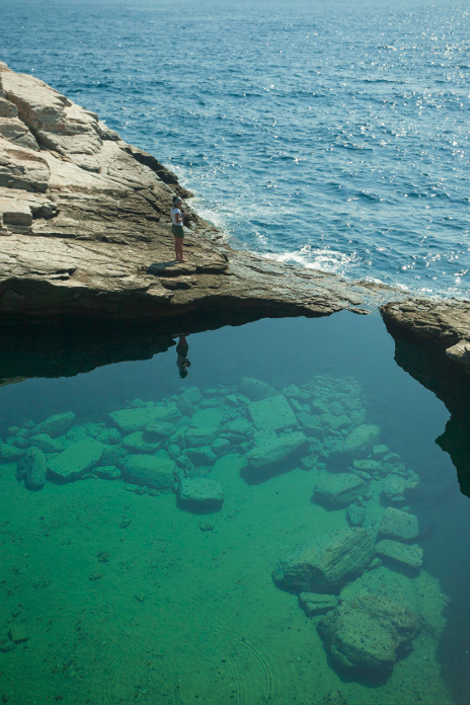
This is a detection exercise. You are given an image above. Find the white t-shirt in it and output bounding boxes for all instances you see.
[171,207,182,225]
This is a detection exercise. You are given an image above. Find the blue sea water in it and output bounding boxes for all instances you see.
[1,0,469,298]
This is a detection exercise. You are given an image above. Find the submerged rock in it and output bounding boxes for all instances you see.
[343,424,381,456]
[122,431,161,453]
[248,395,297,432]
[177,477,224,513]
[28,433,64,454]
[272,528,375,594]
[34,411,76,438]
[375,540,423,571]
[123,454,177,490]
[110,404,182,432]
[245,430,308,479]
[47,438,104,481]
[318,593,419,677]
[0,441,23,461]
[324,689,348,705]
[379,507,419,542]
[313,473,368,507]
[17,446,47,490]
[299,592,338,617]
[240,377,275,401]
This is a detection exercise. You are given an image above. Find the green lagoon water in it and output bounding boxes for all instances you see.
[1,311,469,705]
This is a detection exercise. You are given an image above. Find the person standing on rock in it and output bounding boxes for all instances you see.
[170,196,186,262]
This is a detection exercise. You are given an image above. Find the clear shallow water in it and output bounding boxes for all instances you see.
[1,0,470,297]
[1,313,470,704]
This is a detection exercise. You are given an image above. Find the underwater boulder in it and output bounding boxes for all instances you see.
[47,438,104,481]
[245,430,308,480]
[17,446,47,490]
[317,593,419,678]
[240,376,275,401]
[313,473,368,507]
[299,592,338,617]
[122,431,161,453]
[378,507,419,542]
[342,424,381,457]
[123,454,177,490]
[27,433,64,454]
[248,395,297,432]
[110,403,182,433]
[375,540,423,572]
[177,476,224,513]
[272,528,375,594]
[34,411,76,438]
[0,441,24,462]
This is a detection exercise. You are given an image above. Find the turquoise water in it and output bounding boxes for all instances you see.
[1,313,470,704]
[1,0,470,297]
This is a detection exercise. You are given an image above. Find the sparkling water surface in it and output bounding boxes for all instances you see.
[1,0,469,297]
[0,314,470,704]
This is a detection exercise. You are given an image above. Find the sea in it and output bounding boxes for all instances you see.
[1,2,470,705]
[1,0,470,298]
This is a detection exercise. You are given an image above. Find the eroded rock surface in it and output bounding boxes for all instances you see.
[0,62,382,325]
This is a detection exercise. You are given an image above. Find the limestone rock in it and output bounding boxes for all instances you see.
[110,404,181,432]
[177,476,224,512]
[145,421,176,438]
[17,446,47,490]
[343,425,381,456]
[379,507,419,542]
[28,433,64,454]
[313,473,367,507]
[382,475,406,503]
[246,431,308,475]
[352,459,382,475]
[48,438,104,481]
[240,377,275,401]
[211,437,231,456]
[318,593,419,675]
[34,411,76,438]
[299,592,338,617]
[272,528,375,593]
[375,540,423,571]
[248,395,297,432]
[123,454,177,490]
[93,465,121,480]
[346,503,366,527]
[122,431,161,453]
[0,441,23,461]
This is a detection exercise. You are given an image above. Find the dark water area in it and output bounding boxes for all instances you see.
[1,312,470,704]
[1,0,470,297]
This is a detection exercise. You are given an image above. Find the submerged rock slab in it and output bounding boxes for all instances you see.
[313,473,368,507]
[177,477,224,512]
[47,438,104,480]
[375,540,423,571]
[272,528,375,594]
[245,430,308,478]
[318,593,419,676]
[379,507,419,542]
[17,446,47,490]
[248,395,297,432]
[122,454,177,490]
[342,424,381,456]
[299,592,338,617]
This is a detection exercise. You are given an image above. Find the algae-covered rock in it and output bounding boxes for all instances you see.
[317,593,419,676]
[379,507,419,542]
[246,431,308,475]
[34,411,76,438]
[375,540,423,571]
[110,404,182,432]
[17,446,47,490]
[343,424,380,456]
[313,473,367,507]
[123,454,177,490]
[299,592,338,617]
[273,528,375,594]
[177,476,224,512]
[47,438,104,481]
[248,395,296,432]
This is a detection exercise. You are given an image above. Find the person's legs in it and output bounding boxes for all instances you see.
[174,236,179,261]
[176,237,185,262]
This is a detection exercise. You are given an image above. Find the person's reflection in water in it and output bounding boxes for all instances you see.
[176,335,191,378]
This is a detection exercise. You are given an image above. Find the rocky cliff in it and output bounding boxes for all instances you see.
[0,61,383,326]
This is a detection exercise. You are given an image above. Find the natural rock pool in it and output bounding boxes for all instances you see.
[0,311,469,705]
